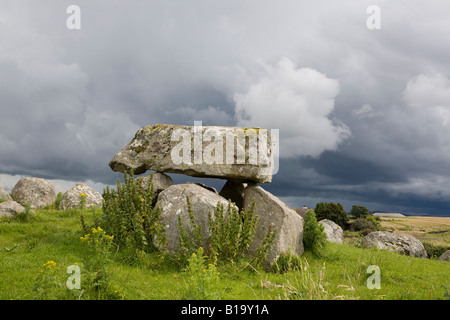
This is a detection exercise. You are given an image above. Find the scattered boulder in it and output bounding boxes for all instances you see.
[11,177,56,209]
[243,183,304,267]
[438,250,450,262]
[219,180,246,210]
[362,231,428,258]
[109,124,275,183]
[58,183,103,210]
[0,186,12,202]
[136,172,173,196]
[319,219,343,244]
[155,183,237,254]
[0,200,27,218]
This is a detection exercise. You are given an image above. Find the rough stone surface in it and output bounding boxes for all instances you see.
[109,124,275,183]
[0,186,12,202]
[362,231,428,258]
[219,180,247,210]
[136,172,173,196]
[58,183,103,210]
[186,182,218,194]
[243,183,304,267]
[0,200,26,218]
[155,183,237,254]
[11,177,56,209]
[318,219,343,244]
[438,250,450,261]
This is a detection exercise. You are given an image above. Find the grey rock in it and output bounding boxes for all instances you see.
[319,219,343,244]
[155,183,237,254]
[11,177,56,209]
[0,200,26,218]
[136,172,173,196]
[243,183,304,267]
[186,182,218,194]
[0,186,12,202]
[362,231,428,258]
[109,124,275,183]
[219,180,247,211]
[58,183,103,210]
[438,250,450,261]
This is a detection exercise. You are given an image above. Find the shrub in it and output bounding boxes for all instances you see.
[314,202,348,228]
[178,198,276,267]
[183,247,221,300]
[303,209,327,256]
[208,200,258,264]
[272,251,303,273]
[79,226,118,299]
[101,171,166,253]
[350,205,369,218]
[423,242,449,259]
[349,218,379,233]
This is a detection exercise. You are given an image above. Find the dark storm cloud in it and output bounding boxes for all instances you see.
[1,1,450,215]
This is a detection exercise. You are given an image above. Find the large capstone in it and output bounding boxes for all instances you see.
[109,124,276,183]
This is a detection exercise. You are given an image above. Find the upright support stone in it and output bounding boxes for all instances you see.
[243,183,304,267]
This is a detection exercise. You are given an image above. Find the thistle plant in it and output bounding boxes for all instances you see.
[101,171,166,253]
[208,200,258,264]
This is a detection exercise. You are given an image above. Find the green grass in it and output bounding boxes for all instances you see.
[0,208,449,300]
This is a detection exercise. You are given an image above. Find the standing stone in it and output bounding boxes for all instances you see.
[0,201,27,218]
[243,183,304,267]
[362,231,428,258]
[109,124,275,183]
[155,183,237,254]
[136,172,173,196]
[318,219,343,244]
[58,183,103,210]
[11,177,56,209]
[219,180,247,211]
[0,186,12,202]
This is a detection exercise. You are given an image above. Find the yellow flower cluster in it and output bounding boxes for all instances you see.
[80,193,87,198]
[43,260,57,268]
[92,226,103,234]
[80,234,91,242]
[80,227,114,243]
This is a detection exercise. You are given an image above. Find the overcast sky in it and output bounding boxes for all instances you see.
[1,1,450,216]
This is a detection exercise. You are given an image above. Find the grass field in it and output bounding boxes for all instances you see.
[380,216,450,247]
[0,208,449,300]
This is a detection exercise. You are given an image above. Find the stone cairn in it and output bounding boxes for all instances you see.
[109,123,304,266]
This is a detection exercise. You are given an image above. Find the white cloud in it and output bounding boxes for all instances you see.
[352,104,383,119]
[233,57,350,158]
[403,74,450,110]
